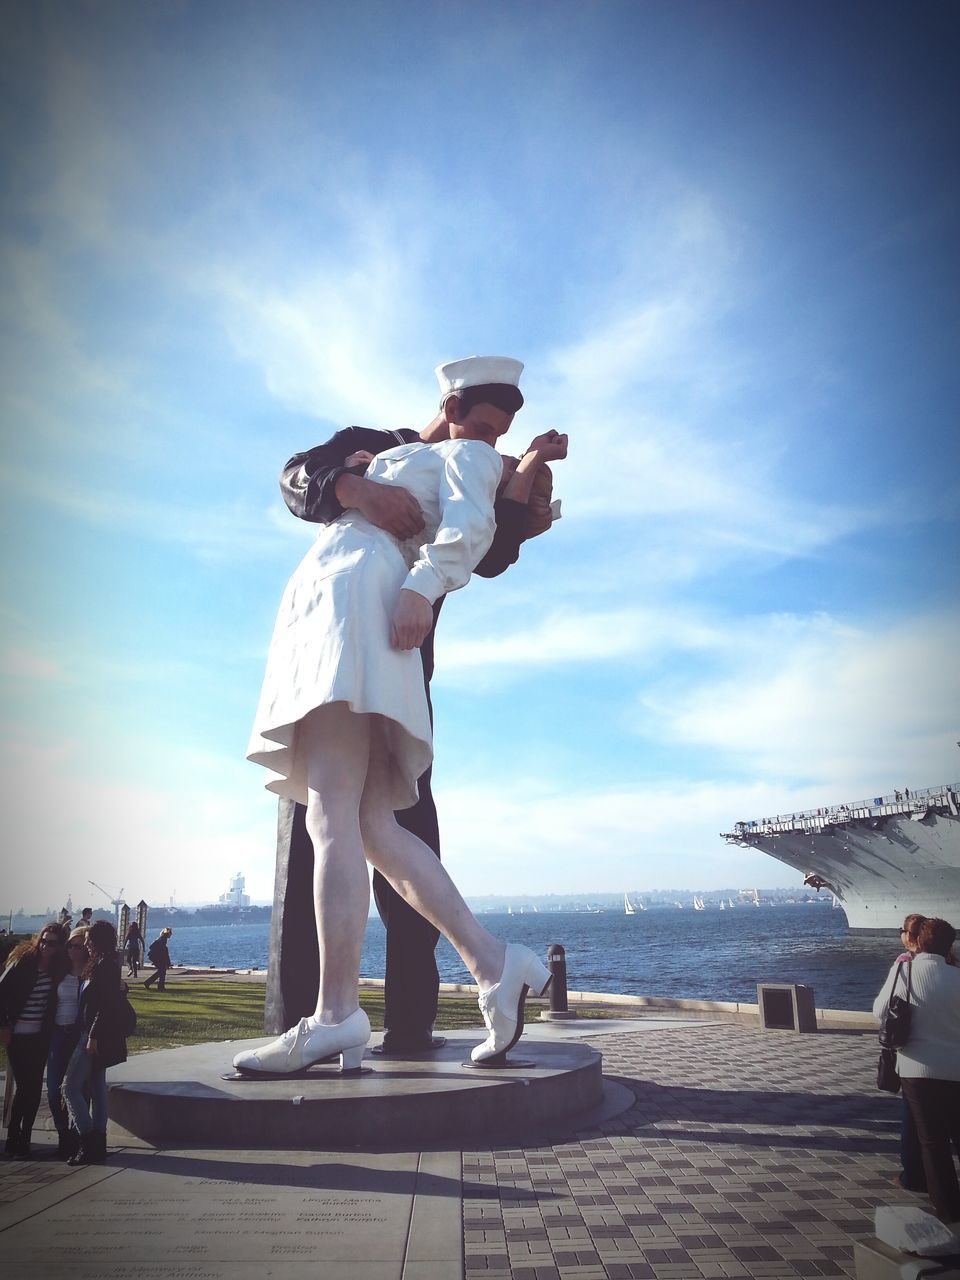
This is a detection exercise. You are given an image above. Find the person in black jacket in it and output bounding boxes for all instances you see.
[62,921,126,1165]
[142,928,172,990]
[269,367,566,1053]
[123,920,143,977]
[0,923,69,1158]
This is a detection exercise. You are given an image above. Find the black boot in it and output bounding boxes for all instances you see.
[4,1125,20,1157]
[67,1131,100,1166]
[57,1130,80,1161]
[14,1129,32,1160]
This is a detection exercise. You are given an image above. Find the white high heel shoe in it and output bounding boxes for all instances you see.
[471,943,552,1064]
[233,1008,370,1075]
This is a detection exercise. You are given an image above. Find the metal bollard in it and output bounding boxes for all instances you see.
[539,943,579,1021]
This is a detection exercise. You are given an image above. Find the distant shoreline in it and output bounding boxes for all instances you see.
[4,895,835,934]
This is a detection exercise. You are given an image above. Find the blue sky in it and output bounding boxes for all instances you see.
[2,1,958,913]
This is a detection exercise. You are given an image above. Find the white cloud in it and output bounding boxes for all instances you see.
[435,605,720,679]
[0,735,279,911]
[0,461,293,564]
[203,249,434,429]
[433,598,959,890]
[639,609,960,792]
[433,774,816,896]
[0,647,64,682]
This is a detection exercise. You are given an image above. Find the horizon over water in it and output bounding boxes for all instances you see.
[158,903,902,1012]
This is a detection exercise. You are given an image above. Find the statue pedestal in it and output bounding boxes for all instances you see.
[107,1032,603,1148]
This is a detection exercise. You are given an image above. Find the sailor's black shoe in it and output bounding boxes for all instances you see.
[372,1031,447,1056]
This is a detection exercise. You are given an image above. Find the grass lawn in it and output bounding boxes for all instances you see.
[126,979,560,1052]
[129,980,268,1051]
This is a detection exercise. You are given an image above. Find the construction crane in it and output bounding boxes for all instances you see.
[88,880,125,929]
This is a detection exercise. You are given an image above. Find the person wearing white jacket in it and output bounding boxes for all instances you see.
[873,917,960,1222]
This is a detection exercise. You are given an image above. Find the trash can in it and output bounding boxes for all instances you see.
[757,983,817,1032]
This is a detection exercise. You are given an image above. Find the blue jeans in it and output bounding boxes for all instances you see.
[62,1038,108,1136]
[47,1024,82,1134]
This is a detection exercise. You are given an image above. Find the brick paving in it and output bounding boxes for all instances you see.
[0,1019,940,1278]
[462,1022,919,1280]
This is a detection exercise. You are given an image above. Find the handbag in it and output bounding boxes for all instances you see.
[116,990,137,1037]
[876,959,913,1094]
[878,960,913,1049]
[877,1046,901,1093]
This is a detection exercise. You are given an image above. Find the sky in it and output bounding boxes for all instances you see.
[2,0,958,915]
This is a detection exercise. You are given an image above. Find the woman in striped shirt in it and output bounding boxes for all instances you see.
[0,923,69,1159]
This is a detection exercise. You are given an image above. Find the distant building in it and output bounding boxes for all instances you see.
[219,871,250,910]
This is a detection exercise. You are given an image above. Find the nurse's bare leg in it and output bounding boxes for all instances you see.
[359,719,505,989]
[359,722,548,1062]
[300,703,373,1024]
[231,703,374,1074]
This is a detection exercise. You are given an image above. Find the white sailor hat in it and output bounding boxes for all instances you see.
[435,355,524,410]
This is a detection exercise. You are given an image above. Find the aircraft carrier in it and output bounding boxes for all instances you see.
[723,781,960,932]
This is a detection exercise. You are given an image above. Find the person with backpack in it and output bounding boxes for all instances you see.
[142,927,172,991]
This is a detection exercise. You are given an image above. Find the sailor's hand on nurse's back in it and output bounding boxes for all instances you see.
[390,589,434,650]
[526,429,568,462]
[335,472,425,540]
[344,449,376,468]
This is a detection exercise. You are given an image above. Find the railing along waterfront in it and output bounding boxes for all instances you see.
[728,781,959,837]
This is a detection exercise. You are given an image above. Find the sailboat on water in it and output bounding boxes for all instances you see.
[624,893,636,915]
[693,895,705,911]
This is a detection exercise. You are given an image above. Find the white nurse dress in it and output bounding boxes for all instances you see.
[246,437,503,810]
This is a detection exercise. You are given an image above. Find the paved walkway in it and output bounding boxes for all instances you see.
[0,1018,936,1279]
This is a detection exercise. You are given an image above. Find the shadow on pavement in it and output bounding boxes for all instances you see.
[589,1077,900,1154]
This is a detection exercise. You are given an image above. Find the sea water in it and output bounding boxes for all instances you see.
[157,903,902,1012]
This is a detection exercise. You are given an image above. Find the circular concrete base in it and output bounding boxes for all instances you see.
[108,1031,604,1148]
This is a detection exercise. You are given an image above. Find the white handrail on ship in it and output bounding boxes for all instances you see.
[727,781,960,837]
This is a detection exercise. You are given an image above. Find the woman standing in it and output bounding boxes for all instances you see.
[46,927,89,1159]
[874,917,960,1222]
[0,923,68,1158]
[892,914,926,1191]
[123,920,143,978]
[62,921,127,1165]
